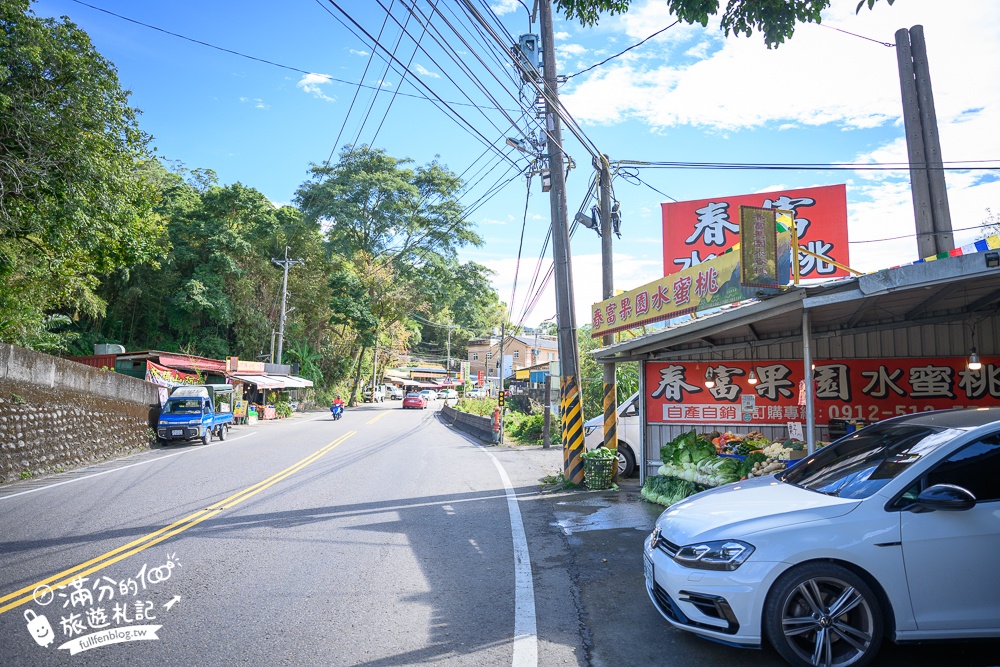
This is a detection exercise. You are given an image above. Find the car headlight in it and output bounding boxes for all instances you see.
[584,425,598,436]
[189,419,202,425]
[673,540,755,571]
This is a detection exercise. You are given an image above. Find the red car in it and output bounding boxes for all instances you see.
[402,393,428,409]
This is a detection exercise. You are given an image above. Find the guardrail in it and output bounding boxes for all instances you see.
[440,404,492,442]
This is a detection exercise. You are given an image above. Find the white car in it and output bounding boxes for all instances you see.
[644,408,1000,667]
[584,391,640,477]
[419,389,437,401]
[467,388,488,399]
[437,389,458,400]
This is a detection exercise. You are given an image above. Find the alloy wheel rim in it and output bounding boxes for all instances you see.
[780,576,874,667]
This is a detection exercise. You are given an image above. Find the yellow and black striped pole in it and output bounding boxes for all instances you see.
[561,375,586,484]
[602,368,618,482]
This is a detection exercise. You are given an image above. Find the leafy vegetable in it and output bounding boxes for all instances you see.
[582,446,616,460]
[657,455,741,488]
[641,476,698,507]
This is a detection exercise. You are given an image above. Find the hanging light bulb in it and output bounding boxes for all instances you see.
[968,347,983,371]
[704,367,716,389]
[748,367,758,385]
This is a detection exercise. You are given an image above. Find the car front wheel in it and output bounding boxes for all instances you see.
[764,562,883,667]
[616,444,636,478]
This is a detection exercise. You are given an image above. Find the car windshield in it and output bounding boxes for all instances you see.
[779,422,961,499]
[163,399,203,415]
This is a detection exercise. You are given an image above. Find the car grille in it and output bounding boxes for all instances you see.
[656,538,680,558]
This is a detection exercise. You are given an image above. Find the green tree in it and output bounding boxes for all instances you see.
[555,0,895,48]
[296,145,486,397]
[0,1,161,347]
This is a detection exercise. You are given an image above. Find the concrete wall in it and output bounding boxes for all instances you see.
[0,344,160,484]
[440,404,492,442]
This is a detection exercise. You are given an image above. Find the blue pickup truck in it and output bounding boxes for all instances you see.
[156,384,235,445]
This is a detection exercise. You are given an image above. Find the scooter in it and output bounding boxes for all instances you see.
[331,403,344,420]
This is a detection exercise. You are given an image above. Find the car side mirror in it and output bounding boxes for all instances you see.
[908,484,976,513]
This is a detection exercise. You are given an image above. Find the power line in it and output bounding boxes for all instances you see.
[326,0,398,166]
[323,0,521,170]
[620,159,1000,172]
[566,21,680,79]
[818,23,894,48]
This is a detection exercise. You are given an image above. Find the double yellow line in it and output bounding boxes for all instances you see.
[0,431,356,615]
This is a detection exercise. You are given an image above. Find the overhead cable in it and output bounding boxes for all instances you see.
[566,21,680,79]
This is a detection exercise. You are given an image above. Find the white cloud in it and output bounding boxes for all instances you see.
[490,0,520,16]
[563,0,1000,134]
[414,64,441,79]
[238,97,269,110]
[349,48,369,57]
[296,73,336,102]
[560,43,588,57]
[555,31,571,40]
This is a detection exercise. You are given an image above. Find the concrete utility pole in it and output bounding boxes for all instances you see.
[598,155,618,480]
[539,0,586,484]
[271,247,303,366]
[896,25,954,258]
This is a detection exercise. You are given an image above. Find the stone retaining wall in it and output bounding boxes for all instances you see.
[0,344,160,484]
[440,404,492,442]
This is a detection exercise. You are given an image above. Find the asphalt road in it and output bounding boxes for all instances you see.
[1,401,998,667]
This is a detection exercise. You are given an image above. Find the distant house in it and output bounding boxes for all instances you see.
[467,334,558,385]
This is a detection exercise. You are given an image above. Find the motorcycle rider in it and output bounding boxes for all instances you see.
[331,395,345,419]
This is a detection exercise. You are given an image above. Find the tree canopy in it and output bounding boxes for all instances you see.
[1,5,507,398]
[0,0,160,348]
[555,0,895,48]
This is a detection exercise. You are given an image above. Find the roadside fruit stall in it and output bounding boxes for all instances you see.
[591,247,1000,484]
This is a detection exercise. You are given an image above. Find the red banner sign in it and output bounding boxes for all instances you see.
[662,184,850,280]
[646,358,999,425]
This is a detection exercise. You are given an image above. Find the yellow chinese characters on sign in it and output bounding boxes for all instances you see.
[591,225,792,338]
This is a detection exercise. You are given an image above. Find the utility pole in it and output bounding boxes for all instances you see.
[598,155,618,480]
[539,0,586,484]
[446,324,453,381]
[498,327,505,444]
[896,25,953,257]
[271,247,303,366]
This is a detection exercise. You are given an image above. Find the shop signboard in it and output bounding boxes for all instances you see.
[225,356,266,374]
[145,360,200,387]
[646,357,999,425]
[661,184,850,280]
[592,221,792,337]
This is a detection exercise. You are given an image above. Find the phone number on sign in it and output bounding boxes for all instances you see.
[826,404,948,421]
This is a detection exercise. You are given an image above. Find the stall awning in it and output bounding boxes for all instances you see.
[268,375,313,388]
[230,373,285,389]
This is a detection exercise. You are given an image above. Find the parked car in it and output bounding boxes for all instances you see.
[362,385,386,403]
[438,388,458,400]
[643,408,1000,667]
[467,388,488,399]
[385,385,405,400]
[402,393,427,409]
[419,389,438,401]
[584,391,640,477]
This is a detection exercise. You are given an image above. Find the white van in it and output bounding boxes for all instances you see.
[583,391,640,477]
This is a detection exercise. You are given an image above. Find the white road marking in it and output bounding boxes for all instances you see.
[481,447,538,667]
[0,433,257,501]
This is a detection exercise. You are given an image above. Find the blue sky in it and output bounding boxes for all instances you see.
[30,0,1000,328]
